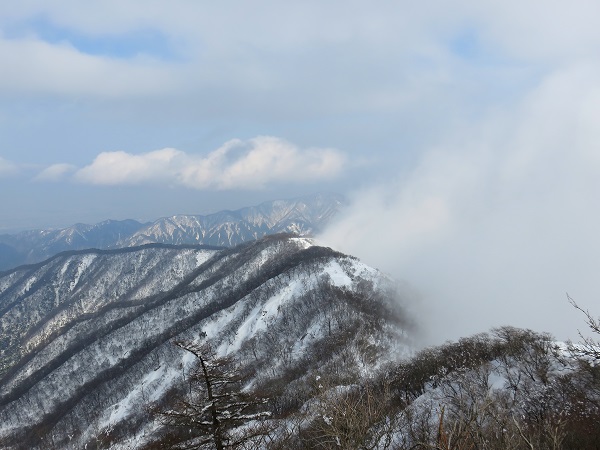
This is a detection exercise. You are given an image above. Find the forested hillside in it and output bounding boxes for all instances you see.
[0,235,411,449]
[0,235,598,449]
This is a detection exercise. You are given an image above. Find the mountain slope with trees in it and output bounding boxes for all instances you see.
[0,234,411,449]
[1,233,598,449]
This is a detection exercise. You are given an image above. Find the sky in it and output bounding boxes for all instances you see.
[2,1,600,344]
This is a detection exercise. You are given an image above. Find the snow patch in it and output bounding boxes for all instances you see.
[69,254,97,291]
[289,237,314,249]
[195,250,214,267]
[19,276,37,296]
[99,364,183,430]
[322,260,353,287]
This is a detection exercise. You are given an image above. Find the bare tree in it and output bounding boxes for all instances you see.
[156,341,271,450]
[306,377,395,450]
[568,294,600,361]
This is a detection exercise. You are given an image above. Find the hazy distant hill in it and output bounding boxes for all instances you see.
[0,219,147,272]
[0,193,344,271]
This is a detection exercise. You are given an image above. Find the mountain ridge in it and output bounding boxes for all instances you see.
[0,242,227,278]
[1,236,598,449]
[0,234,410,449]
[0,193,344,271]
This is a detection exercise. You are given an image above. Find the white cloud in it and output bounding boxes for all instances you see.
[320,62,600,346]
[75,148,184,185]
[469,1,600,63]
[2,1,599,107]
[180,136,345,189]
[74,137,345,189]
[34,163,77,181]
[0,36,178,97]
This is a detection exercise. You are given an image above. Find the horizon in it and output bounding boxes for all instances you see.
[0,191,342,234]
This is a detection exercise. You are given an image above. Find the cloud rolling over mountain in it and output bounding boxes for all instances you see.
[319,62,600,345]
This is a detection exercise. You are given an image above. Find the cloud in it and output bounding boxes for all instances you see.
[34,163,77,181]
[2,2,598,109]
[0,157,18,177]
[180,137,345,189]
[74,148,183,185]
[0,34,178,97]
[320,62,600,346]
[469,1,600,63]
[74,137,345,189]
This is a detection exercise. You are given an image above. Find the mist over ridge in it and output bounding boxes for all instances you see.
[319,65,600,345]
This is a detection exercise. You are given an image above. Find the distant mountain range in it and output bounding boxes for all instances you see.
[0,193,344,271]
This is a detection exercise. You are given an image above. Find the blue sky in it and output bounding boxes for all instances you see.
[4,15,176,60]
[1,1,600,342]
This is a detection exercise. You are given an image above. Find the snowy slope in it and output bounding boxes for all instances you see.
[0,235,411,449]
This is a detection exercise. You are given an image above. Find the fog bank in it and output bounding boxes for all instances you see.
[320,63,600,345]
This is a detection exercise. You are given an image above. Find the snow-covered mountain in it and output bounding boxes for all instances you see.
[0,235,411,449]
[0,193,344,271]
[118,192,344,248]
[1,233,599,449]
